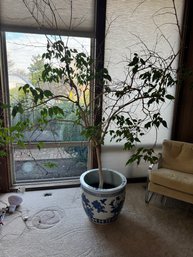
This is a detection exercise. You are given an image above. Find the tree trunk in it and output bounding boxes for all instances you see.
[96,145,104,188]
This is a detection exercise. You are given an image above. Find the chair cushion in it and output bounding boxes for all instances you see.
[149,168,193,195]
[160,140,193,174]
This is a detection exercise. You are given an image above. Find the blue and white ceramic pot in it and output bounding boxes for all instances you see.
[80,169,127,224]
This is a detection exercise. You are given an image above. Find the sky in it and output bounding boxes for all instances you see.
[6,32,90,73]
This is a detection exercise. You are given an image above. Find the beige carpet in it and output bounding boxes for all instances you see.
[0,183,193,257]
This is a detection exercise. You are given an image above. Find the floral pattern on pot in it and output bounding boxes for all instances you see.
[81,190,126,224]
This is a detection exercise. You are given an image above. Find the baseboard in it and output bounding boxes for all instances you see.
[10,177,148,192]
[127,177,147,183]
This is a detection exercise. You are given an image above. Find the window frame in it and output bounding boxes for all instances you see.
[0,30,94,190]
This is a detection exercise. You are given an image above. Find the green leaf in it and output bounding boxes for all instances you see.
[162,120,168,128]
[128,56,139,66]
[12,106,18,117]
[0,150,7,157]
[147,98,155,106]
[140,58,145,65]
[44,90,53,98]
[132,64,139,74]
[104,74,112,82]
[144,122,151,129]
[43,161,58,169]
[165,94,175,100]
[48,108,53,117]
[37,142,44,150]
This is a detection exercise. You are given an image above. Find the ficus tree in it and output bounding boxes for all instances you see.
[0,0,182,188]
[9,38,177,188]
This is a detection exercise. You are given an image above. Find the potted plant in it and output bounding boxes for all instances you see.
[3,36,177,223]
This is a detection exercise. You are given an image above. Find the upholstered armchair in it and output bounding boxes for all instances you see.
[145,139,193,204]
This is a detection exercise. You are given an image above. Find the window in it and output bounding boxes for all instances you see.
[102,0,184,175]
[4,32,92,184]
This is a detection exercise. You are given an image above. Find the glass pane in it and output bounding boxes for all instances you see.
[6,32,91,183]
[7,32,90,142]
[14,146,88,182]
[12,120,86,142]
[105,0,183,145]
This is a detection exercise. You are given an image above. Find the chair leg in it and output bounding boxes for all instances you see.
[145,190,154,204]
